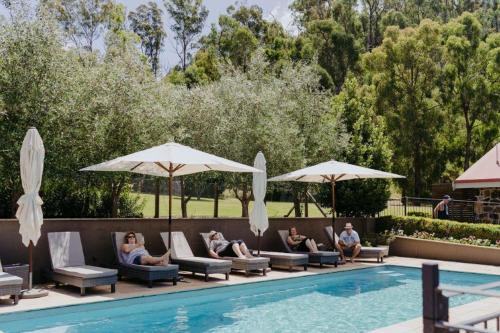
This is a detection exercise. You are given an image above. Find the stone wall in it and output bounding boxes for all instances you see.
[0,217,374,282]
[476,189,500,224]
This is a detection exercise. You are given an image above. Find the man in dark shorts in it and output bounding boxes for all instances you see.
[337,223,361,263]
[433,195,451,219]
[208,231,253,259]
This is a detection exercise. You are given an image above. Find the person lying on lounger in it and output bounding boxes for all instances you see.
[121,231,169,266]
[337,223,361,264]
[287,227,319,253]
[208,230,253,259]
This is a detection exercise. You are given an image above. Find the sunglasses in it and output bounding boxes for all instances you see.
[127,235,136,239]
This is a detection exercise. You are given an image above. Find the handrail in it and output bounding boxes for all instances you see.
[422,263,500,333]
[436,321,499,333]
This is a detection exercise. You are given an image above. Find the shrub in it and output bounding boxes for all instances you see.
[407,211,432,218]
[375,216,500,243]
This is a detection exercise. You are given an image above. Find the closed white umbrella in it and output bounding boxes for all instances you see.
[81,142,261,252]
[249,152,268,255]
[16,127,48,297]
[269,159,405,230]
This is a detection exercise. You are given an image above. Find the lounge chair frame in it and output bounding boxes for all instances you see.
[277,230,339,268]
[200,233,269,276]
[111,232,179,288]
[323,226,388,263]
[47,232,117,296]
[161,232,232,281]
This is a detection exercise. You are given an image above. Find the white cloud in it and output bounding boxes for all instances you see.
[267,1,299,36]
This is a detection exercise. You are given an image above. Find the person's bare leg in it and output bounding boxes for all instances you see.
[232,243,246,259]
[305,239,318,253]
[337,244,346,263]
[239,243,253,258]
[351,244,361,263]
[310,239,319,252]
[141,256,164,265]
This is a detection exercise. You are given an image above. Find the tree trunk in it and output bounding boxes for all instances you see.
[213,182,219,218]
[413,147,422,197]
[154,178,160,218]
[111,181,123,218]
[234,184,250,217]
[464,124,473,171]
[293,195,302,217]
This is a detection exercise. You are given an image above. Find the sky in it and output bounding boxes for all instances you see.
[0,0,296,73]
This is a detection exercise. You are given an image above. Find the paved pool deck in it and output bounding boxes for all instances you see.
[0,256,498,331]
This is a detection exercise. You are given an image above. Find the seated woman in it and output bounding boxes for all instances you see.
[287,227,319,253]
[208,231,253,259]
[121,231,169,266]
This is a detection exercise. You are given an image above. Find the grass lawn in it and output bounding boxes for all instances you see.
[133,193,328,218]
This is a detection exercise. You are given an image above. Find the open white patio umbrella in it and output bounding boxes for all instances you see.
[269,160,405,230]
[249,152,268,256]
[16,127,48,297]
[81,142,261,251]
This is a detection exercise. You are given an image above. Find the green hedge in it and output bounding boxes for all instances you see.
[375,216,500,243]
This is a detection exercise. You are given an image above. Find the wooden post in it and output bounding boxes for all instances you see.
[422,263,448,333]
[404,196,408,216]
[167,165,173,255]
[154,179,160,218]
[213,182,219,218]
[331,180,336,233]
[304,188,309,217]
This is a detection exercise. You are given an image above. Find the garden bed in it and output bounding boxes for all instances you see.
[389,236,500,266]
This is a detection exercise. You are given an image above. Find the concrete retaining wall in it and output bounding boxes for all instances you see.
[0,217,374,281]
[389,236,500,266]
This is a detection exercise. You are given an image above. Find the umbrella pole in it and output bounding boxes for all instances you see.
[168,171,173,254]
[331,179,336,235]
[257,230,261,256]
[29,241,33,290]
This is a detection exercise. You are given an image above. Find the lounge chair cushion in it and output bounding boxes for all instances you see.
[160,232,194,259]
[120,263,179,272]
[259,251,307,260]
[54,265,117,279]
[0,272,22,287]
[173,257,232,269]
[48,232,86,269]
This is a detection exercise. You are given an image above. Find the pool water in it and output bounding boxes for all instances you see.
[0,265,498,333]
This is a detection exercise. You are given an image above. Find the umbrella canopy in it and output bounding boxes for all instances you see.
[16,128,45,247]
[269,159,404,231]
[249,152,269,238]
[453,143,500,189]
[81,142,260,252]
[268,160,404,183]
[80,142,260,176]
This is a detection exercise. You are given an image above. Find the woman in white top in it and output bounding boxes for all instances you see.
[121,231,169,266]
[208,231,253,259]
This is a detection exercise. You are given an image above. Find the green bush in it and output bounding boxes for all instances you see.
[407,211,432,218]
[375,216,500,243]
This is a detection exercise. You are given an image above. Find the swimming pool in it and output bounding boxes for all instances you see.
[0,265,498,332]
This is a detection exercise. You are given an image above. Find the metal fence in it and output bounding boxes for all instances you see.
[378,196,497,223]
[423,263,500,333]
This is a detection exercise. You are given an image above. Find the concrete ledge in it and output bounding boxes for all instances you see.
[389,236,500,266]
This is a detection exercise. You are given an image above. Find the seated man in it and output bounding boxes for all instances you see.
[337,223,361,263]
[208,230,253,259]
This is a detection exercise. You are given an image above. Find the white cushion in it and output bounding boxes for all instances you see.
[54,265,117,279]
[0,272,22,287]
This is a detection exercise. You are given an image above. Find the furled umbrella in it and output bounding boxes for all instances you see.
[249,152,268,256]
[268,160,405,231]
[81,142,261,252]
[16,127,48,297]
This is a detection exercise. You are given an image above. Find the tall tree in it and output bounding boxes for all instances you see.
[364,20,445,196]
[164,0,208,70]
[289,0,333,29]
[128,2,166,77]
[442,13,497,170]
[44,0,115,51]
